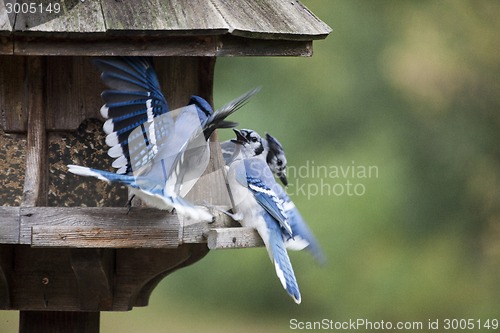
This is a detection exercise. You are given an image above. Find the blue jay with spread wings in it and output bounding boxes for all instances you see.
[68,56,258,221]
[226,129,324,303]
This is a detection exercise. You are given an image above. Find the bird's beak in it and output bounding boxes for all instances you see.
[231,129,248,145]
[279,173,288,187]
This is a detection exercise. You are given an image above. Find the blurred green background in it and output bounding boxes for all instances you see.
[2,0,499,332]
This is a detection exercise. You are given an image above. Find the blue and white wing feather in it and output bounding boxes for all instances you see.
[228,157,300,303]
[269,175,325,263]
[67,165,212,221]
[246,176,292,238]
[94,57,170,174]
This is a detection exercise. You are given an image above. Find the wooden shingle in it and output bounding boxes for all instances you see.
[0,0,331,56]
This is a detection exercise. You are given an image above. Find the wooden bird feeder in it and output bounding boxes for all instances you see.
[0,1,331,331]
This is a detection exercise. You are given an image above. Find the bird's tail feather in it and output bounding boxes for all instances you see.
[203,87,260,139]
[269,224,301,304]
[67,165,213,222]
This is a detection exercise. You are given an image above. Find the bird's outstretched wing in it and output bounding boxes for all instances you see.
[67,165,212,221]
[94,57,171,174]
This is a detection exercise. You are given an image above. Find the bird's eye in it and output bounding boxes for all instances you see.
[277,159,283,166]
[251,137,258,142]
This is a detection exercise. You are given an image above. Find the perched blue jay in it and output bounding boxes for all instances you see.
[221,130,288,186]
[225,129,325,263]
[68,56,258,221]
[226,129,324,303]
[265,133,288,187]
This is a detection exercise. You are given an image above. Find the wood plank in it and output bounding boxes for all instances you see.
[0,0,14,54]
[7,0,331,42]
[100,0,228,33]
[0,56,28,132]
[13,36,217,56]
[0,245,13,308]
[5,0,331,57]
[181,209,238,244]
[210,0,332,40]
[45,57,105,131]
[21,56,47,207]
[12,246,81,311]
[0,207,20,244]
[12,35,313,57]
[133,245,208,307]
[207,227,264,250]
[19,311,100,333]
[20,207,242,248]
[217,35,313,57]
[153,56,206,110]
[32,226,180,248]
[19,207,182,245]
[113,246,191,310]
[70,249,113,311]
[9,245,198,312]
[14,0,105,33]
[0,36,12,54]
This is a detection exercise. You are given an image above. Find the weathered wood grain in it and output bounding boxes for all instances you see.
[4,0,330,56]
[70,249,113,311]
[45,56,105,130]
[0,206,265,248]
[210,0,331,40]
[0,245,13,308]
[113,246,192,310]
[32,226,180,248]
[207,227,264,250]
[181,209,238,244]
[19,207,182,245]
[21,57,47,207]
[12,246,81,311]
[0,36,11,54]
[153,56,205,109]
[100,0,228,34]
[0,207,19,244]
[8,0,330,41]
[217,35,313,57]
[13,36,218,56]
[0,0,14,54]
[0,56,28,132]
[6,245,209,312]
[14,0,105,34]
[11,36,314,57]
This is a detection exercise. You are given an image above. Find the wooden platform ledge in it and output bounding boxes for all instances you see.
[0,206,264,249]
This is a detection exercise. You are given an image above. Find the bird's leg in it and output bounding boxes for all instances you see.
[201,201,243,223]
[221,210,243,221]
[126,194,136,215]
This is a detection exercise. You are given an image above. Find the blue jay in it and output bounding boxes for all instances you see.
[265,133,288,187]
[226,129,324,303]
[68,56,258,221]
[221,130,288,186]
[225,129,325,263]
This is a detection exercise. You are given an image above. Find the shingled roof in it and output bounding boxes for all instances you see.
[0,0,331,56]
